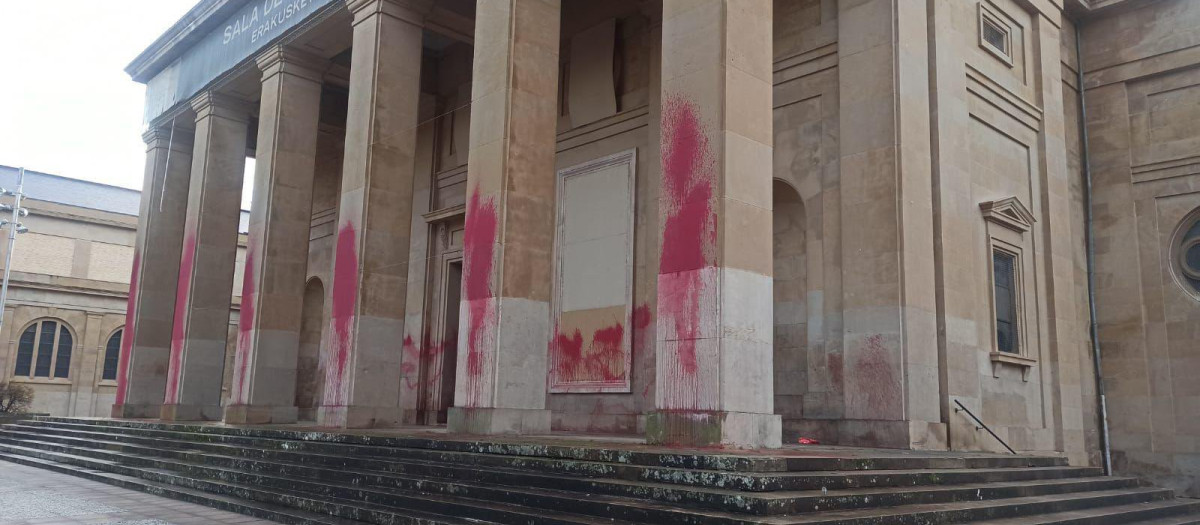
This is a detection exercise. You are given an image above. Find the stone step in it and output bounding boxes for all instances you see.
[969,499,1200,524]
[0,452,410,525]
[2,417,1192,525]
[32,416,1068,472]
[0,423,1106,500]
[0,439,1180,525]
[0,428,1140,517]
[0,443,637,525]
[775,488,1180,524]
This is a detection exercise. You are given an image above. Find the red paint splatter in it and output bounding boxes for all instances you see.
[164,231,197,405]
[659,96,716,274]
[551,321,627,385]
[828,351,844,389]
[323,221,359,408]
[854,334,899,413]
[632,304,652,331]
[114,253,140,405]
[231,240,256,405]
[462,189,498,406]
[657,97,716,409]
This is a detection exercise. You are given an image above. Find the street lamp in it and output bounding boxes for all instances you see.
[0,167,31,335]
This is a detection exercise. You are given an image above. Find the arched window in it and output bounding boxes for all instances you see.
[102,329,122,381]
[12,319,74,379]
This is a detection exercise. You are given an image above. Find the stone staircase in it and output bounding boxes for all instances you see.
[0,417,1196,524]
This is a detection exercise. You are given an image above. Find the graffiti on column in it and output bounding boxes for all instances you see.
[658,96,717,411]
[322,221,358,409]
[114,253,141,405]
[230,239,256,405]
[164,231,197,405]
[462,189,497,407]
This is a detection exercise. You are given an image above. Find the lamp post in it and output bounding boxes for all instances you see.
[0,167,30,336]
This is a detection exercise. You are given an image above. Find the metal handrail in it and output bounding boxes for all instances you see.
[953,399,1016,454]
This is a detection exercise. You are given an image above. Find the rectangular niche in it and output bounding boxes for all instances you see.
[549,149,636,393]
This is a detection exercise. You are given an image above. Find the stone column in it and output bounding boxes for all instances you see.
[835,0,941,448]
[112,121,193,418]
[226,46,326,425]
[317,0,427,428]
[645,0,780,448]
[447,0,560,435]
[161,92,250,422]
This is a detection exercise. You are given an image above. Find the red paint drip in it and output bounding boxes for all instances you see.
[164,231,196,405]
[114,253,140,405]
[658,97,716,409]
[462,189,498,406]
[323,221,359,407]
[232,240,256,405]
[551,322,626,384]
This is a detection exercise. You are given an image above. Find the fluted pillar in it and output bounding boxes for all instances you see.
[317,0,427,428]
[112,122,193,418]
[161,92,250,422]
[226,46,326,425]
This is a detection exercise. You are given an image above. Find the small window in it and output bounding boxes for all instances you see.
[993,250,1019,354]
[983,18,1008,53]
[979,6,1013,66]
[102,329,122,381]
[11,319,74,380]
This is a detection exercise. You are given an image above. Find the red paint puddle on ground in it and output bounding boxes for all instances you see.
[114,253,141,405]
[232,239,256,405]
[462,189,498,406]
[323,221,359,407]
[164,231,197,405]
[657,96,716,410]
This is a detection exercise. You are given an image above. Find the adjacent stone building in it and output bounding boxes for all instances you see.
[0,166,249,418]
[110,0,1200,496]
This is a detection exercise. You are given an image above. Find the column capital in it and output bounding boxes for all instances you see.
[346,0,430,27]
[142,123,194,152]
[189,91,251,123]
[256,45,328,83]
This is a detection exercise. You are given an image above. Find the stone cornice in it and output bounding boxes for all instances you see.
[126,0,248,83]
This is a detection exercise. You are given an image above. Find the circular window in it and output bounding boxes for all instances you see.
[1174,211,1200,296]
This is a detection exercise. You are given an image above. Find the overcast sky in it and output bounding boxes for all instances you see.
[0,1,255,209]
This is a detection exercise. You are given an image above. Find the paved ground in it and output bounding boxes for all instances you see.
[0,462,277,525]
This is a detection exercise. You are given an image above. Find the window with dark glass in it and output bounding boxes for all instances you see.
[102,329,122,381]
[13,325,36,377]
[993,251,1019,353]
[11,320,73,379]
[982,17,1008,55]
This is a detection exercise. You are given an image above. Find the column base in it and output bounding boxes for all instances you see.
[447,407,551,435]
[316,405,406,428]
[223,404,298,425]
[110,403,161,419]
[646,410,782,448]
[159,403,223,422]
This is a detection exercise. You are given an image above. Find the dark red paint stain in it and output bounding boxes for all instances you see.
[658,96,716,410]
[323,221,358,407]
[827,351,844,390]
[114,253,140,405]
[164,231,197,405]
[232,241,256,404]
[854,334,899,412]
[462,189,498,406]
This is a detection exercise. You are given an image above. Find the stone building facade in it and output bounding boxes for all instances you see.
[113,0,1200,496]
[0,166,249,418]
